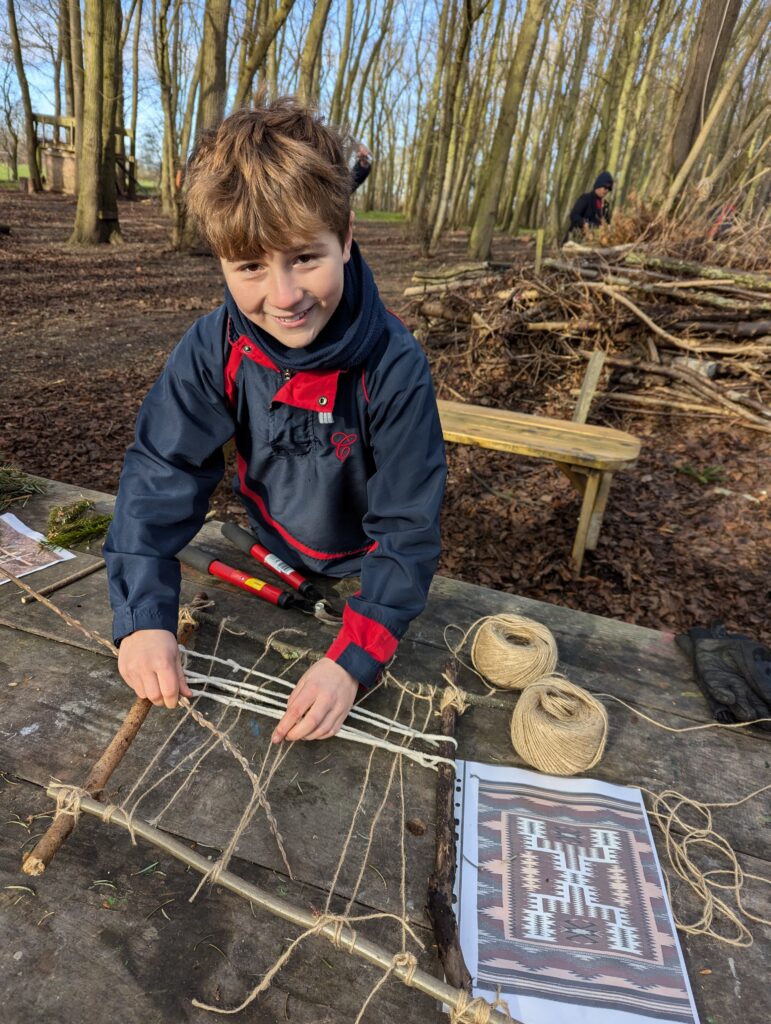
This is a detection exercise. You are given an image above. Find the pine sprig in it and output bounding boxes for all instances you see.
[45,499,112,550]
[0,460,47,513]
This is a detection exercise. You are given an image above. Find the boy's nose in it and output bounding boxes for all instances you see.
[268,270,303,310]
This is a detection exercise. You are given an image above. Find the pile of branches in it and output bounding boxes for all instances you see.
[408,243,770,432]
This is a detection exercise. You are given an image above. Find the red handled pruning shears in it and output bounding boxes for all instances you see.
[221,523,324,604]
[177,545,301,608]
[177,526,342,621]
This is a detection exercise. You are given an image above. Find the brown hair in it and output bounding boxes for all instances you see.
[185,97,352,260]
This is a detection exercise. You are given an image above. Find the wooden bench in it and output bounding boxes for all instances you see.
[437,355,641,573]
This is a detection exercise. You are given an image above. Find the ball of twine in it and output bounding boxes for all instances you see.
[510,676,608,776]
[471,614,557,690]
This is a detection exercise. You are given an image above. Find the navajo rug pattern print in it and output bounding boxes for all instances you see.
[474,779,696,1022]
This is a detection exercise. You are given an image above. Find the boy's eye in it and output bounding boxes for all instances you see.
[295,253,319,265]
[241,263,264,274]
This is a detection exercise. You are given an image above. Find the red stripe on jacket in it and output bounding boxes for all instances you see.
[326,604,399,663]
[225,333,279,404]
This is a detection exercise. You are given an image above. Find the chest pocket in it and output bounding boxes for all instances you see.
[268,404,315,457]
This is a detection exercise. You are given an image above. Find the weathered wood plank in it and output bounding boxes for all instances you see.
[0,624,440,920]
[437,399,641,468]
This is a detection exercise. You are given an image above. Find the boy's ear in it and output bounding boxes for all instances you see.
[342,212,355,262]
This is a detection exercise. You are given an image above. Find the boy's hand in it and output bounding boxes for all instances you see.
[272,658,358,743]
[117,629,192,708]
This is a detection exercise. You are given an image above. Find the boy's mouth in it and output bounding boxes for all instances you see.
[270,304,315,326]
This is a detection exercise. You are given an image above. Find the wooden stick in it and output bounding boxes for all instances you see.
[0,564,118,656]
[426,663,472,992]
[21,612,202,876]
[20,558,106,604]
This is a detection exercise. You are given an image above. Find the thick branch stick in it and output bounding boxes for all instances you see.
[427,665,472,992]
[21,613,202,876]
[622,253,771,293]
[0,563,117,655]
[587,282,708,352]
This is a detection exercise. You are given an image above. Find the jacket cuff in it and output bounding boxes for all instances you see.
[325,604,400,688]
[113,604,180,645]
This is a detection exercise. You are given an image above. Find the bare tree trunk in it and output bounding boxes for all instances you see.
[60,0,74,116]
[468,0,547,260]
[6,0,43,191]
[669,0,743,178]
[128,0,143,197]
[330,0,355,123]
[99,0,122,241]
[54,33,63,122]
[294,0,331,103]
[69,0,85,167]
[234,0,296,108]
[663,3,771,212]
[197,0,231,133]
[70,0,105,240]
[428,0,487,252]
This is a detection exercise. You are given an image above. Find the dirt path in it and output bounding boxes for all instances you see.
[1,191,768,644]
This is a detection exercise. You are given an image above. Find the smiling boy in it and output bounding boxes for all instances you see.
[104,99,447,743]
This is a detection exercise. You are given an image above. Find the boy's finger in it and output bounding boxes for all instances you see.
[303,710,339,741]
[140,674,162,706]
[178,668,193,698]
[272,698,310,742]
[284,706,327,742]
[157,666,181,709]
[285,677,309,710]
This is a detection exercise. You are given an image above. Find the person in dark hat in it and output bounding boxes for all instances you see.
[566,171,614,237]
[351,143,372,193]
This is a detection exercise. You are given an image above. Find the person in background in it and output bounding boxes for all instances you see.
[706,199,737,240]
[351,144,372,192]
[566,171,614,238]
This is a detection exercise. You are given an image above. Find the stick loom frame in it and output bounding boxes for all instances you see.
[53,786,519,1024]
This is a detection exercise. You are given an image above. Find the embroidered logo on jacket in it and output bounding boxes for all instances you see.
[331,432,358,462]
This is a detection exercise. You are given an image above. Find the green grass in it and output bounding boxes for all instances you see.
[0,161,29,184]
[354,209,405,223]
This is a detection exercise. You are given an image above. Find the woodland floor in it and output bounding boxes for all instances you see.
[0,191,768,643]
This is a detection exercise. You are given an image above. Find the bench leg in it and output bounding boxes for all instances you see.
[571,470,601,574]
[586,471,613,551]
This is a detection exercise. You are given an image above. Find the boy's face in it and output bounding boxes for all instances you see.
[220,220,354,350]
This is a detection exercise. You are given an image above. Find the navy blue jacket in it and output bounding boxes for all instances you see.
[569,171,614,230]
[104,243,447,687]
[351,160,371,192]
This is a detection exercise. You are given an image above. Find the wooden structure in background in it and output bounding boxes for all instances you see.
[31,113,135,196]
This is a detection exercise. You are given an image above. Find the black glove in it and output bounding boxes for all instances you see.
[676,624,771,731]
